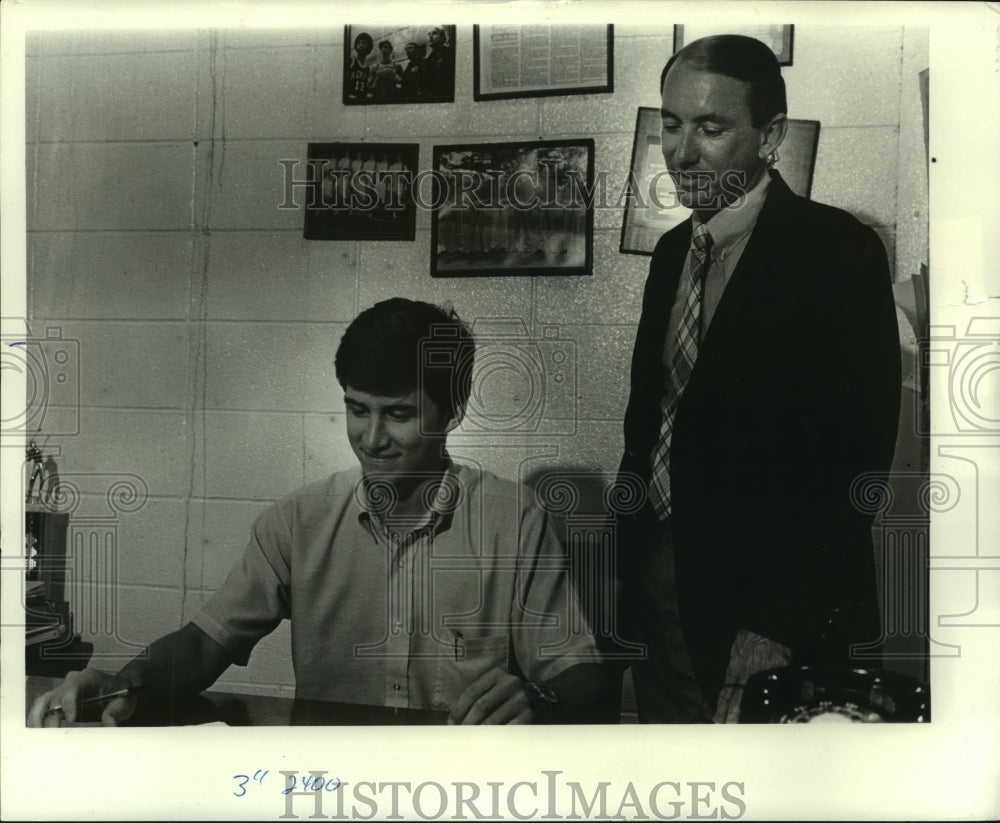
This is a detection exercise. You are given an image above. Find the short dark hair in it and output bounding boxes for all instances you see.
[335,298,474,421]
[660,34,787,128]
[378,40,392,50]
[354,32,373,50]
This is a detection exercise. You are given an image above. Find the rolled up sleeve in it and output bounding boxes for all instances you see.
[191,503,292,666]
[512,506,603,683]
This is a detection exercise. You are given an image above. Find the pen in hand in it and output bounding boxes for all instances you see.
[45,685,149,716]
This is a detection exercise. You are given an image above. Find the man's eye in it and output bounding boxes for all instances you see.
[347,406,367,417]
[387,411,413,422]
[661,123,681,134]
[701,127,724,137]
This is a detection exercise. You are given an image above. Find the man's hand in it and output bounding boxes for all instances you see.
[27,667,137,728]
[448,667,538,725]
[714,629,792,724]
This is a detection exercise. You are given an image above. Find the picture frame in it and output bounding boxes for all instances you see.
[302,142,419,241]
[619,108,820,256]
[343,24,455,105]
[775,118,821,198]
[431,139,595,277]
[473,25,613,101]
[618,107,690,256]
[673,24,794,66]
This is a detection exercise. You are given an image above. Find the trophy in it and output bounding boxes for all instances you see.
[26,440,47,502]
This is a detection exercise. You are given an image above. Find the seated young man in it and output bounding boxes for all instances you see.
[29,298,613,726]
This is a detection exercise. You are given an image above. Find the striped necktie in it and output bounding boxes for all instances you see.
[648,223,714,520]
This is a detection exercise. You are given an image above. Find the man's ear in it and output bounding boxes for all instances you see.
[759,113,788,160]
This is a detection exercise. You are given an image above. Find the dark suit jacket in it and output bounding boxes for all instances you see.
[618,171,901,704]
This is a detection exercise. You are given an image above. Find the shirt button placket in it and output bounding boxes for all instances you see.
[387,543,411,707]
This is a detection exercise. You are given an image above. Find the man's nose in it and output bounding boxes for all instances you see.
[668,129,699,169]
[362,416,389,451]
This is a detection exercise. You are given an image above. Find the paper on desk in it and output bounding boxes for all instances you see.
[54,720,229,727]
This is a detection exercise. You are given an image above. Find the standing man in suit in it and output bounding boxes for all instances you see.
[617,35,901,723]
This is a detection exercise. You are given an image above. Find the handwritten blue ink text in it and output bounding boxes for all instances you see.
[283,773,342,795]
[232,769,269,797]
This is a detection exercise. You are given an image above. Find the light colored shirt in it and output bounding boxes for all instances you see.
[193,461,599,710]
[663,173,772,368]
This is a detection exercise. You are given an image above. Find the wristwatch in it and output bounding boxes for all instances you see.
[524,681,558,723]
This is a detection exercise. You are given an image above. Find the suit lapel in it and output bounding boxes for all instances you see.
[697,172,797,359]
[647,220,693,367]
[659,220,693,305]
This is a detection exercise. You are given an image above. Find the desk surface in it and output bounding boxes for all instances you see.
[26,676,447,726]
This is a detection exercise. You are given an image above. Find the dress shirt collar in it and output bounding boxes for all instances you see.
[692,171,771,257]
[355,457,460,541]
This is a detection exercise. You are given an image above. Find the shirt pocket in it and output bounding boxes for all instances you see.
[430,633,510,713]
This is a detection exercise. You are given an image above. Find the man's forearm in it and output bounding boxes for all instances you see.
[116,622,232,697]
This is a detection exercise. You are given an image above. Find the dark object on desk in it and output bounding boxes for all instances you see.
[739,665,930,723]
[24,506,69,601]
[24,506,90,677]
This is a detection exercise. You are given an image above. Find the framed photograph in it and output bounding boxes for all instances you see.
[775,118,821,198]
[343,24,455,105]
[619,107,691,256]
[619,108,820,255]
[431,139,595,277]
[473,25,613,101]
[302,142,419,241]
[673,24,794,66]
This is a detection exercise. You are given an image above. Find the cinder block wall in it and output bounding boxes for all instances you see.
[25,25,928,696]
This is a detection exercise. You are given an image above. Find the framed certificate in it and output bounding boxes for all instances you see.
[673,24,794,65]
[473,25,613,101]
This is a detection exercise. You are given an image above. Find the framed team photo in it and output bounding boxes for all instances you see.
[343,24,456,105]
[430,139,595,277]
[302,142,419,241]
